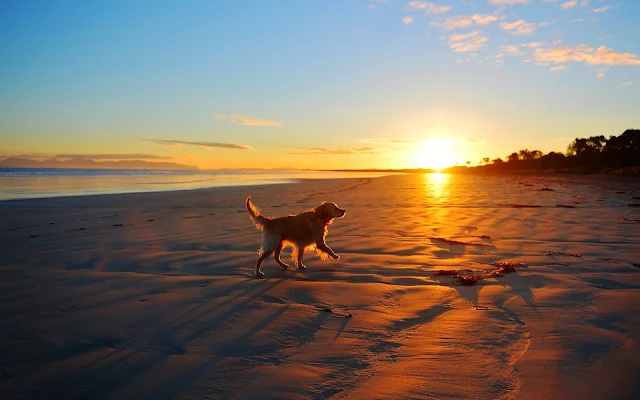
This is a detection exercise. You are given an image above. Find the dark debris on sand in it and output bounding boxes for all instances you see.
[315,306,353,318]
[433,262,525,286]
[545,250,581,258]
[429,237,495,248]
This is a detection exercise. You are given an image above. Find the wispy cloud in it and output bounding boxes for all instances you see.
[549,65,566,71]
[489,0,529,4]
[502,45,525,56]
[363,137,485,146]
[405,1,451,14]
[533,44,640,66]
[281,147,378,155]
[55,154,173,160]
[560,0,578,9]
[500,19,543,35]
[449,31,489,53]
[431,14,500,30]
[472,14,500,25]
[522,41,548,48]
[596,72,605,78]
[592,5,616,13]
[621,81,633,87]
[149,139,253,150]
[214,114,280,127]
[402,16,414,25]
[431,16,473,30]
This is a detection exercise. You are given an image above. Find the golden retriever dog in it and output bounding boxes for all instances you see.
[246,196,346,278]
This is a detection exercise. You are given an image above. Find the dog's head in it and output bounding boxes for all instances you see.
[314,202,346,222]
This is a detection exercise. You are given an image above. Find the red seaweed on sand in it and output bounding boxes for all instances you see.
[433,261,526,286]
[458,275,480,286]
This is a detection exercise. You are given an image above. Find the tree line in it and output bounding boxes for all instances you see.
[454,129,639,173]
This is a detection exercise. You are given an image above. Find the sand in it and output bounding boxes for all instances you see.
[1,173,639,399]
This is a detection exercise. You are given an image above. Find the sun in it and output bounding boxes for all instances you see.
[415,138,458,170]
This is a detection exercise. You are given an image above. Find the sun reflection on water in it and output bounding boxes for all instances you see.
[424,172,450,201]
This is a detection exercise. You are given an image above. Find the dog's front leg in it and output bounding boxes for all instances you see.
[317,241,340,259]
[296,247,307,269]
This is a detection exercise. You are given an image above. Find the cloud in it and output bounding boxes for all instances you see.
[214,114,280,127]
[281,147,378,155]
[522,41,548,48]
[489,0,529,4]
[596,72,605,78]
[402,16,414,25]
[449,31,488,53]
[560,0,578,9]
[500,19,541,35]
[363,138,423,145]
[149,139,253,150]
[533,44,640,66]
[592,5,615,13]
[405,1,451,14]
[472,14,500,25]
[431,14,500,30]
[55,154,173,160]
[431,16,473,30]
[363,137,485,146]
[621,81,633,87]
[549,65,566,71]
[502,45,525,56]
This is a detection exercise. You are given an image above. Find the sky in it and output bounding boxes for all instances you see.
[1,0,639,170]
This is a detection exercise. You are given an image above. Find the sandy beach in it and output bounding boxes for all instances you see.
[1,173,639,400]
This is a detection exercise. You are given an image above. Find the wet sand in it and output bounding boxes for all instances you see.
[1,173,639,399]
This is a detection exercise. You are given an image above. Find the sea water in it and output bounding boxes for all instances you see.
[0,168,387,200]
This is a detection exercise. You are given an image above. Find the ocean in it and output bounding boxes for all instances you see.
[0,168,388,201]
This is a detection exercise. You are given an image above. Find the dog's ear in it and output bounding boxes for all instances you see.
[314,202,331,220]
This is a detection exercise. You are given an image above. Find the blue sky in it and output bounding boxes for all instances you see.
[1,0,639,169]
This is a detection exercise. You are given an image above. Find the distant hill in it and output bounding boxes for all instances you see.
[0,157,196,170]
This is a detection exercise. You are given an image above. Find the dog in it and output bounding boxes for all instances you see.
[246,196,346,278]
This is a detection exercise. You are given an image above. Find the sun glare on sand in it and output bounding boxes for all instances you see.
[415,138,457,170]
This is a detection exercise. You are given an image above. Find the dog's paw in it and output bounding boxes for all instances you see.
[256,271,265,278]
[298,264,307,270]
[332,254,340,260]
[280,263,289,270]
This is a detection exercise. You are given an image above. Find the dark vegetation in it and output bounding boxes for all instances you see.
[450,129,640,175]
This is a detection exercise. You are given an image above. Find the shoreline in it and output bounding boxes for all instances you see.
[0,170,392,202]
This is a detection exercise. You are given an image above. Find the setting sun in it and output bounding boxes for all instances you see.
[415,139,458,170]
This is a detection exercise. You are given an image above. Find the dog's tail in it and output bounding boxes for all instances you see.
[246,196,268,230]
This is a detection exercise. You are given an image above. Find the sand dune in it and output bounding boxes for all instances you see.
[1,174,639,399]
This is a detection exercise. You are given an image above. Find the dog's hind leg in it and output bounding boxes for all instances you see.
[256,233,279,278]
[274,241,289,270]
